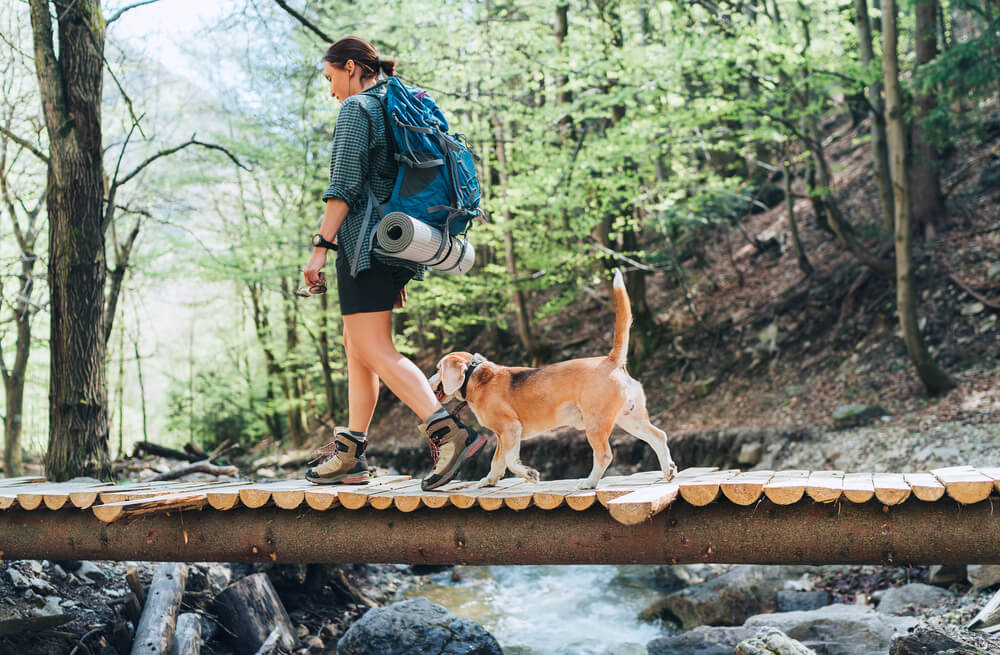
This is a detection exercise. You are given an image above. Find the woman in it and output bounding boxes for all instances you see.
[302,36,485,490]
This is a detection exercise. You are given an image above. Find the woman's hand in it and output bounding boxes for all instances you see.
[394,285,407,309]
[304,248,328,287]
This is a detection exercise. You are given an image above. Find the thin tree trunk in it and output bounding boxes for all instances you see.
[883,0,955,395]
[911,0,947,239]
[249,284,284,441]
[784,161,814,276]
[117,318,125,457]
[132,329,149,444]
[318,292,337,418]
[30,0,111,481]
[853,0,895,232]
[280,278,304,446]
[492,115,541,361]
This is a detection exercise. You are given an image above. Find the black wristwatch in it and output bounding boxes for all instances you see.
[311,234,338,250]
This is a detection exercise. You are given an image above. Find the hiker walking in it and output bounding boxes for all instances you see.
[301,36,485,490]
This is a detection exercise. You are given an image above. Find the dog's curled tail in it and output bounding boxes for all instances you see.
[608,269,632,368]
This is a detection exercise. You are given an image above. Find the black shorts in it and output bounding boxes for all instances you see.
[336,254,413,315]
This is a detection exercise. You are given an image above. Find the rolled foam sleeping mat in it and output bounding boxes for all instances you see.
[375,212,475,275]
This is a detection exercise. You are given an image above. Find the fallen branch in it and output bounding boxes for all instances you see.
[148,460,239,482]
[968,587,1000,630]
[131,563,187,655]
[133,441,201,462]
[948,273,1000,310]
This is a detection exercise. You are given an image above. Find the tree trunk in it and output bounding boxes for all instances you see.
[852,0,895,233]
[280,278,304,446]
[30,0,111,481]
[248,284,284,441]
[911,0,947,239]
[318,292,337,418]
[883,0,955,395]
[784,162,814,276]
[214,573,295,654]
[492,115,542,362]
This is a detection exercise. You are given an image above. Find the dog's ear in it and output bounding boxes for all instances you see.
[439,356,469,396]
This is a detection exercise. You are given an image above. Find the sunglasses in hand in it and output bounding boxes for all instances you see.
[294,271,327,298]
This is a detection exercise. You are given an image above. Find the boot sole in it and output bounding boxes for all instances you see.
[422,434,487,491]
[306,473,371,485]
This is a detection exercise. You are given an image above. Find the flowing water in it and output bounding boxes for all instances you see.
[402,565,673,654]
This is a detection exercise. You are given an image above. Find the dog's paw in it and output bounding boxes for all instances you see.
[524,468,540,483]
[475,477,497,489]
[576,478,597,490]
[663,464,678,482]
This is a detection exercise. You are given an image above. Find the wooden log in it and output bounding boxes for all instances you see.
[872,472,911,505]
[531,480,584,510]
[420,481,477,509]
[133,441,202,462]
[338,478,416,510]
[131,563,188,655]
[214,573,295,654]
[721,470,774,506]
[449,478,529,510]
[203,483,255,510]
[678,470,739,506]
[975,467,1000,493]
[149,460,239,482]
[168,612,202,655]
[368,480,423,510]
[763,470,810,505]
[842,473,875,503]
[93,491,208,524]
[303,486,342,511]
[126,564,146,605]
[607,482,680,525]
[932,466,994,504]
[806,470,844,503]
[903,473,945,502]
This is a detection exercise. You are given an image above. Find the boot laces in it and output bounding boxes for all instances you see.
[427,436,441,463]
[308,439,339,465]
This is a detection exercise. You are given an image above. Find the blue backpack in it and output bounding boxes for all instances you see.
[364,78,483,239]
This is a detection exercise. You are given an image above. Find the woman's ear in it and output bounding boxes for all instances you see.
[440,356,469,396]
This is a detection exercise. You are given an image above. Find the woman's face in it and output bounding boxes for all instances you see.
[324,60,360,102]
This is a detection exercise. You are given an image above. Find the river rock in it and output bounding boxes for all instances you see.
[743,604,918,655]
[777,591,830,612]
[337,597,502,655]
[653,565,694,593]
[76,561,107,584]
[889,628,984,655]
[927,564,967,586]
[647,565,813,629]
[6,567,30,588]
[968,565,1000,591]
[734,627,818,655]
[646,625,753,655]
[832,405,888,428]
[876,583,950,615]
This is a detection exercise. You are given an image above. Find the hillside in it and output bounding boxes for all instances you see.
[363,107,1000,459]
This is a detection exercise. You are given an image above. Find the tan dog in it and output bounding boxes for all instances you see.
[428,270,678,489]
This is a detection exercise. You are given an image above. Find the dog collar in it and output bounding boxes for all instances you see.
[458,355,485,401]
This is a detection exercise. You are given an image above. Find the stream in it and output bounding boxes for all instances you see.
[402,564,672,654]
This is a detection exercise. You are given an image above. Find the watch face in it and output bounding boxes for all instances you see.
[312,234,321,246]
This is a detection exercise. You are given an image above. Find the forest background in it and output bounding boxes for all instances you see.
[0,0,998,479]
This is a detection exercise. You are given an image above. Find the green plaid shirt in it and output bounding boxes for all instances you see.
[322,82,424,281]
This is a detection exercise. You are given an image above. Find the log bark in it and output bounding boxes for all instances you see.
[133,441,202,462]
[131,563,188,655]
[214,573,295,654]
[168,613,202,655]
[29,0,112,481]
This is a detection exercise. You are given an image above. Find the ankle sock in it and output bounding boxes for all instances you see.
[422,408,450,424]
[348,430,367,440]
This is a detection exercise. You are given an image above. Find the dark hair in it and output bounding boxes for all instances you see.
[323,36,396,79]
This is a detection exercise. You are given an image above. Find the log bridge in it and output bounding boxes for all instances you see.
[1,466,999,565]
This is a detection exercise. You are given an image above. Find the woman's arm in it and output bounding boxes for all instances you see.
[303,198,349,287]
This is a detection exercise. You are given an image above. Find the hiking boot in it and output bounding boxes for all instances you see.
[305,430,371,485]
[419,413,486,491]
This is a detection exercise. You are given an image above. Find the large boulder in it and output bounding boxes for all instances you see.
[876,583,950,615]
[646,566,814,629]
[734,627,818,655]
[337,597,502,655]
[743,604,918,655]
[926,565,967,586]
[968,565,1000,592]
[646,626,753,655]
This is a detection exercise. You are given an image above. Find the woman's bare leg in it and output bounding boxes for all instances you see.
[343,325,380,433]
[343,311,441,421]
